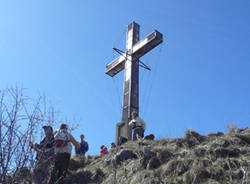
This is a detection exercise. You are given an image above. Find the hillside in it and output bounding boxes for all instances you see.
[17,127,250,184]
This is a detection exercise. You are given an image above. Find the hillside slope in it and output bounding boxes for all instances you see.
[19,127,250,184]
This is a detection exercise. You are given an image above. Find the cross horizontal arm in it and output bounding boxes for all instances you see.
[132,30,163,59]
[105,56,126,77]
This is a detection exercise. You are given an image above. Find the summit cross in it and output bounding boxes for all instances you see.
[105,21,163,143]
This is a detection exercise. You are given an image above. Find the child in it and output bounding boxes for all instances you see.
[100,145,108,156]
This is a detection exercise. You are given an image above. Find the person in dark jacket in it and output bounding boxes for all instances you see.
[29,125,55,184]
[75,134,89,160]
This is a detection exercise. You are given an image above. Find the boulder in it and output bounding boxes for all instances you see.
[183,167,210,184]
[111,149,137,166]
[157,149,173,163]
[214,148,240,158]
[147,157,161,170]
[69,158,85,171]
[184,130,205,148]
[207,132,224,137]
[139,146,156,168]
[185,130,205,142]
[91,168,105,182]
[236,134,250,144]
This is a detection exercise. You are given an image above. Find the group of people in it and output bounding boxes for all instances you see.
[99,111,146,156]
[30,111,146,184]
[29,123,89,184]
[99,142,117,156]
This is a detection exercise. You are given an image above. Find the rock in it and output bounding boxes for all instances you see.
[164,159,178,174]
[144,134,155,141]
[194,147,207,157]
[146,157,161,170]
[69,158,85,171]
[164,159,190,175]
[221,140,230,147]
[140,146,156,168]
[236,134,250,144]
[185,130,205,142]
[13,126,250,184]
[183,167,210,184]
[214,148,240,158]
[184,130,205,148]
[175,138,185,147]
[143,146,155,158]
[111,149,137,166]
[64,170,92,184]
[232,169,244,180]
[207,132,224,137]
[157,149,173,163]
[201,159,212,167]
[239,127,250,134]
[186,136,200,148]
[91,168,104,182]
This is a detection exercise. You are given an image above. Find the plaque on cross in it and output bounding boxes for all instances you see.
[105,21,163,144]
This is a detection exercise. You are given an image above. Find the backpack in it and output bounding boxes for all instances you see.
[54,129,69,148]
[80,141,89,153]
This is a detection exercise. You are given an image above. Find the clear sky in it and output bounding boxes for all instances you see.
[0,0,249,155]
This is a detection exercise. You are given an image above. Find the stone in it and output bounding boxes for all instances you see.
[236,134,250,144]
[143,146,155,158]
[185,130,205,142]
[69,158,85,171]
[207,132,224,137]
[194,147,207,157]
[157,149,173,163]
[147,157,161,170]
[91,168,105,182]
[140,146,156,168]
[164,159,178,173]
[184,130,205,148]
[111,149,137,166]
[183,167,210,184]
[214,148,240,158]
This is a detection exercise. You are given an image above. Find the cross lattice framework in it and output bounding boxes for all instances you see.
[105,21,163,143]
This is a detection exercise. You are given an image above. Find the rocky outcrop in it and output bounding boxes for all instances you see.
[18,127,250,184]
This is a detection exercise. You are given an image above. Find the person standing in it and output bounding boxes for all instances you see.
[75,134,89,159]
[29,125,54,184]
[48,123,80,184]
[128,111,146,141]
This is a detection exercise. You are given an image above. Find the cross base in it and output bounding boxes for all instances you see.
[115,120,132,145]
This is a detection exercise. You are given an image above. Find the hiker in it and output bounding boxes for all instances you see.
[100,145,108,156]
[110,142,116,149]
[29,125,54,184]
[128,111,146,141]
[109,142,116,151]
[48,123,80,184]
[75,134,89,158]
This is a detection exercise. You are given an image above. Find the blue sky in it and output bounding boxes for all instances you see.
[0,0,249,155]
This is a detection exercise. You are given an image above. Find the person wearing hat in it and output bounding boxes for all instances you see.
[29,125,55,159]
[48,123,80,184]
[29,125,55,184]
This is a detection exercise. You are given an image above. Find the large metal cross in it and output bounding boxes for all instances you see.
[105,21,163,143]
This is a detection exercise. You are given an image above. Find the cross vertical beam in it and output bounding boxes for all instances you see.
[105,21,163,144]
[122,22,139,122]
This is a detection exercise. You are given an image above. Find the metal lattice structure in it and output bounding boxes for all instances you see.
[105,21,163,143]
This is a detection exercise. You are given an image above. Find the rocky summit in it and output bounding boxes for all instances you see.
[17,127,250,184]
